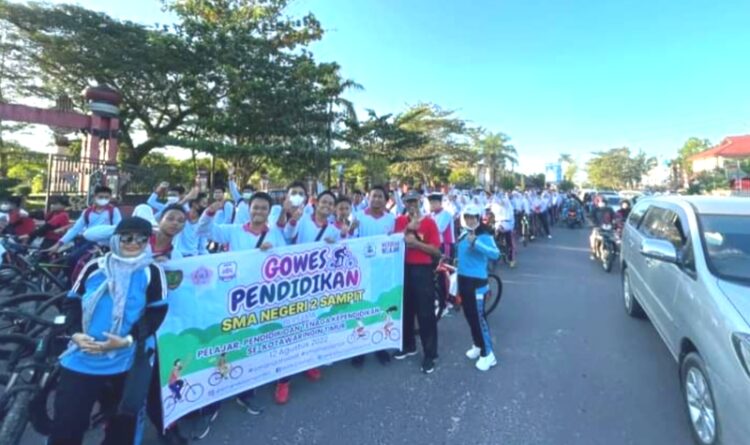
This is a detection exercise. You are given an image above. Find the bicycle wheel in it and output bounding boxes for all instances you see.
[208,372,222,387]
[29,367,60,435]
[0,388,33,445]
[388,328,401,341]
[162,396,177,417]
[371,330,384,344]
[230,366,243,379]
[0,265,38,299]
[483,274,503,317]
[184,383,204,402]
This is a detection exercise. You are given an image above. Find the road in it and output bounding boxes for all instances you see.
[23,223,695,445]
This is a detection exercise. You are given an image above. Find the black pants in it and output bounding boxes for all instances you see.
[458,275,494,356]
[403,264,438,359]
[49,368,134,445]
[540,211,551,236]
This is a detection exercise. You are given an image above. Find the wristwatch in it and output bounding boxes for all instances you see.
[124,335,134,347]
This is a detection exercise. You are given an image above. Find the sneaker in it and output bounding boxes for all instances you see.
[305,368,322,381]
[375,350,391,365]
[236,394,264,415]
[465,345,481,360]
[209,408,219,423]
[190,413,212,440]
[548,235,552,239]
[275,381,290,405]
[393,348,418,360]
[157,428,188,445]
[509,261,516,268]
[476,352,498,371]
[351,355,365,368]
[421,358,436,374]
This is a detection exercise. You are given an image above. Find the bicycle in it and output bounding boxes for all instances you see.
[434,259,503,321]
[162,379,205,417]
[0,307,68,444]
[371,325,401,344]
[347,329,370,344]
[0,237,71,295]
[208,366,243,386]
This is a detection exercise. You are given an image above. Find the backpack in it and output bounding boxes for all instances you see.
[83,205,115,226]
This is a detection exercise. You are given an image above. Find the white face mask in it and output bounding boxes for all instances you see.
[166,196,179,205]
[242,192,253,200]
[0,204,10,212]
[289,194,305,207]
[95,198,110,207]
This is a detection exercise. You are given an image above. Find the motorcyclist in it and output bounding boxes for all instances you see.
[589,198,616,260]
[616,199,631,226]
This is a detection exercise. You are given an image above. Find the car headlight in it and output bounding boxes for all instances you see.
[732,333,750,378]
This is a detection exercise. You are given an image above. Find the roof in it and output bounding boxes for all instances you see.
[653,196,750,216]
[688,135,750,161]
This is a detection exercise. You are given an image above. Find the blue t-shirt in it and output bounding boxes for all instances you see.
[61,259,166,375]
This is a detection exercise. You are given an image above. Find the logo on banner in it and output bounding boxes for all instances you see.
[218,262,237,281]
[191,267,212,286]
[364,243,376,258]
[381,240,400,254]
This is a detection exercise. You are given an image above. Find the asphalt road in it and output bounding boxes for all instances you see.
[22,222,695,445]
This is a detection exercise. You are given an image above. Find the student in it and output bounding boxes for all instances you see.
[24,196,71,249]
[54,186,122,250]
[0,196,35,239]
[273,191,342,404]
[210,184,236,226]
[50,217,167,445]
[176,194,209,257]
[147,184,189,219]
[334,196,358,239]
[227,178,256,225]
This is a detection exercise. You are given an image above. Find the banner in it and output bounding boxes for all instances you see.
[156,234,405,425]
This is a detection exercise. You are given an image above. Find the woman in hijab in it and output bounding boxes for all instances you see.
[50,217,168,445]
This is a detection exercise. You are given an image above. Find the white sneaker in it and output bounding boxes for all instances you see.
[548,235,552,239]
[475,353,498,371]
[465,345,481,360]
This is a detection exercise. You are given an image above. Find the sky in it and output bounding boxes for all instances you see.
[20,0,750,173]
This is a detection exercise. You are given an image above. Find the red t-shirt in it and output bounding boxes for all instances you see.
[44,211,70,241]
[395,215,440,265]
[4,211,35,237]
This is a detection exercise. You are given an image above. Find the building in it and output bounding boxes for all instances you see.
[689,135,750,174]
[642,157,672,187]
[544,163,562,184]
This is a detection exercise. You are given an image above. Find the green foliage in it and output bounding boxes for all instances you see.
[524,173,546,190]
[0,177,19,199]
[499,175,517,191]
[688,169,728,194]
[448,167,476,188]
[677,137,712,176]
[586,147,656,189]
[558,179,576,192]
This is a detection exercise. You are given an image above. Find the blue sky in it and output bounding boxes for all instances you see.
[41,0,750,173]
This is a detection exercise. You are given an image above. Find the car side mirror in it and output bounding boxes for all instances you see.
[640,238,679,264]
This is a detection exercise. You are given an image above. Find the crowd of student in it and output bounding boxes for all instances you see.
[0,175,571,445]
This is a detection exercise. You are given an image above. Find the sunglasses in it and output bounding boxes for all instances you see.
[119,234,149,246]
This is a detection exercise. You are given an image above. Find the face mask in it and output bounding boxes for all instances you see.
[0,204,9,212]
[166,196,179,204]
[289,194,305,207]
[242,192,253,200]
[95,198,110,207]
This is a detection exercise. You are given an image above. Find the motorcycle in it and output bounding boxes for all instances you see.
[596,223,619,272]
[566,207,583,229]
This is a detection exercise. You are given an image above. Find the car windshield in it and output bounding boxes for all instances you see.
[605,196,621,206]
[700,214,750,283]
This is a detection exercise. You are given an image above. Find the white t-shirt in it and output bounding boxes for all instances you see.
[285,214,342,244]
[198,212,287,252]
[355,208,396,238]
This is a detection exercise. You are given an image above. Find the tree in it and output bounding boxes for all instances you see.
[559,153,578,182]
[676,137,712,177]
[586,147,656,189]
[0,0,335,166]
[471,129,517,187]
[448,167,476,188]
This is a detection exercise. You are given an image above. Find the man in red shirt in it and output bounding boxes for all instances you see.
[26,196,71,249]
[394,190,442,374]
[0,196,35,240]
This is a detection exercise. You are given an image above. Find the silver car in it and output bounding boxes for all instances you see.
[620,196,750,445]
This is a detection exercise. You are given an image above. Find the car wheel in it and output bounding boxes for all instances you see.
[681,352,720,445]
[622,268,645,318]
